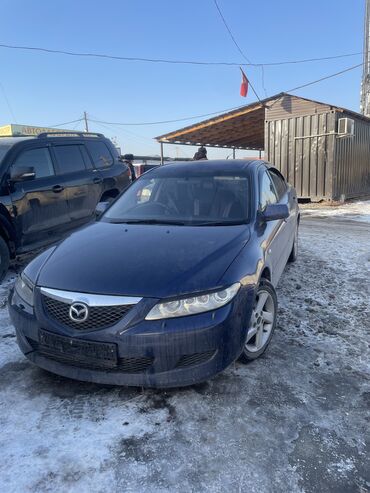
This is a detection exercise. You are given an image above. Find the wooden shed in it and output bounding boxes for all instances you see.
[156,93,370,201]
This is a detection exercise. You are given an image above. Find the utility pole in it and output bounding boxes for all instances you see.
[83,111,89,132]
[361,0,370,116]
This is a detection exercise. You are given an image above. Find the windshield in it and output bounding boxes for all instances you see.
[103,171,251,225]
[0,144,11,163]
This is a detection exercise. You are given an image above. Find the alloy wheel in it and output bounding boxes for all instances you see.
[245,289,275,353]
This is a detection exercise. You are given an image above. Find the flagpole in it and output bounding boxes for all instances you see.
[240,66,264,104]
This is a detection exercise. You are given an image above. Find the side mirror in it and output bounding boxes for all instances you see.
[95,201,110,217]
[10,166,36,182]
[262,203,289,222]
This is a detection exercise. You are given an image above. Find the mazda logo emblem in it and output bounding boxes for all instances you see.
[69,302,89,323]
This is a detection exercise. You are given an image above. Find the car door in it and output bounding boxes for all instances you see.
[8,144,70,248]
[268,168,297,266]
[85,140,122,193]
[258,168,289,284]
[51,142,101,225]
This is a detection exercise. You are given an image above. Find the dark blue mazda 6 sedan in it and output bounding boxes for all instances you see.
[9,160,299,387]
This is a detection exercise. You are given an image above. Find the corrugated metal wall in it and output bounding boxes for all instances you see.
[333,111,370,200]
[265,112,336,200]
[265,94,332,121]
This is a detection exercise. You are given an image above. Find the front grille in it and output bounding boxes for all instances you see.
[27,338,154,373]
[176,350,216,368]
[42,295,132,330]
[117,356,154,373]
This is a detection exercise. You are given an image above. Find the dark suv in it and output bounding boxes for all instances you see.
[0,132,131,279]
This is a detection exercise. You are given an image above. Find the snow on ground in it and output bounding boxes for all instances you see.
[301,199,370,223]
[0,209,369,493]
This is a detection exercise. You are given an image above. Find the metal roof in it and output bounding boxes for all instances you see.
[156,93,370,150]
[156,96,275,151]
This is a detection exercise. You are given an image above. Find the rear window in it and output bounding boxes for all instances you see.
[53,145,89,174]
[86,141,113,168]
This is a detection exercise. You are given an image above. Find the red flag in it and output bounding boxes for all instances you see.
[240,68,249,97]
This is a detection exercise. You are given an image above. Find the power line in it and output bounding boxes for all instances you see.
[0,80,18,123]
[45,63,362,130]
[267,63,363,110]
[212,0,252,64]
[87,62,362,127]
[285,62,362,93]
[91,120,161,154]
[212,0,262,103]
[71,119,82,130]
[88,105,246,126]
[212,0,269,99]
[261,52,363,66]
[47,118,84,127]
[0,42,364,68]
[90,117,157,145]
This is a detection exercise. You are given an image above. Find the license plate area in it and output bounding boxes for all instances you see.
[38,329,118,367]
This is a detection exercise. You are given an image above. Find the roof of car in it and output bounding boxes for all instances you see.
[148,159,264,174]
[0,132,106,148]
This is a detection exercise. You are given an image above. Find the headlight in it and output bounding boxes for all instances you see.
[145,283,240,320]
[14,273,35,307]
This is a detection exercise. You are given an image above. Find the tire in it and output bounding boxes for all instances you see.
[288,223,299,263]
[0,236,10,282]
[239,279,278,363]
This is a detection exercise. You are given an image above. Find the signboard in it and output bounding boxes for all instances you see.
[0,124,74,137]
[0,125,13,137]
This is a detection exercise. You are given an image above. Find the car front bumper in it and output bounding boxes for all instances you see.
[9,286,254,388]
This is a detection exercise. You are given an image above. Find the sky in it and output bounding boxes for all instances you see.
[0,0,366,159]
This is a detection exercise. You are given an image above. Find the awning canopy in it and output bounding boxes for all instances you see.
[156,95,278,150]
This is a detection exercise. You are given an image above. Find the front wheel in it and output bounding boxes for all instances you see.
[239,280,277,362]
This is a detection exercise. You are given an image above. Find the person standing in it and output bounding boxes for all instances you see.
[193,146,208,160]
[121,154,136,181]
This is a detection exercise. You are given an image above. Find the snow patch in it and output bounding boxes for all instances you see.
[301,200,370,223]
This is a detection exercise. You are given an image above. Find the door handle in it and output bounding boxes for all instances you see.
[52,185,64,193]
[93,177,103,184]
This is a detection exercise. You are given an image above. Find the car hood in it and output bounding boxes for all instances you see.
[37,221,250,298]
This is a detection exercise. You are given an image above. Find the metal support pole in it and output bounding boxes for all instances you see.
[259,150,262,159]
[84,111,89,132]
[160,142,164,165]
[232,148,236,159]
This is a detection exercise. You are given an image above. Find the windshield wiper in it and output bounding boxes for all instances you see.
[109,219,188,225]
[192,220,247,226]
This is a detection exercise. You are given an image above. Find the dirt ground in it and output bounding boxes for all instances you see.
[0,212,369,493]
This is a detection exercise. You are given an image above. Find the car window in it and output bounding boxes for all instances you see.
[103,173,250,225]
[268,169,287,200]
[79,145,93,169]
[53,145,88,174]
[86,141,113,168]
[12,147,55,178]
[260,171,278,209]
